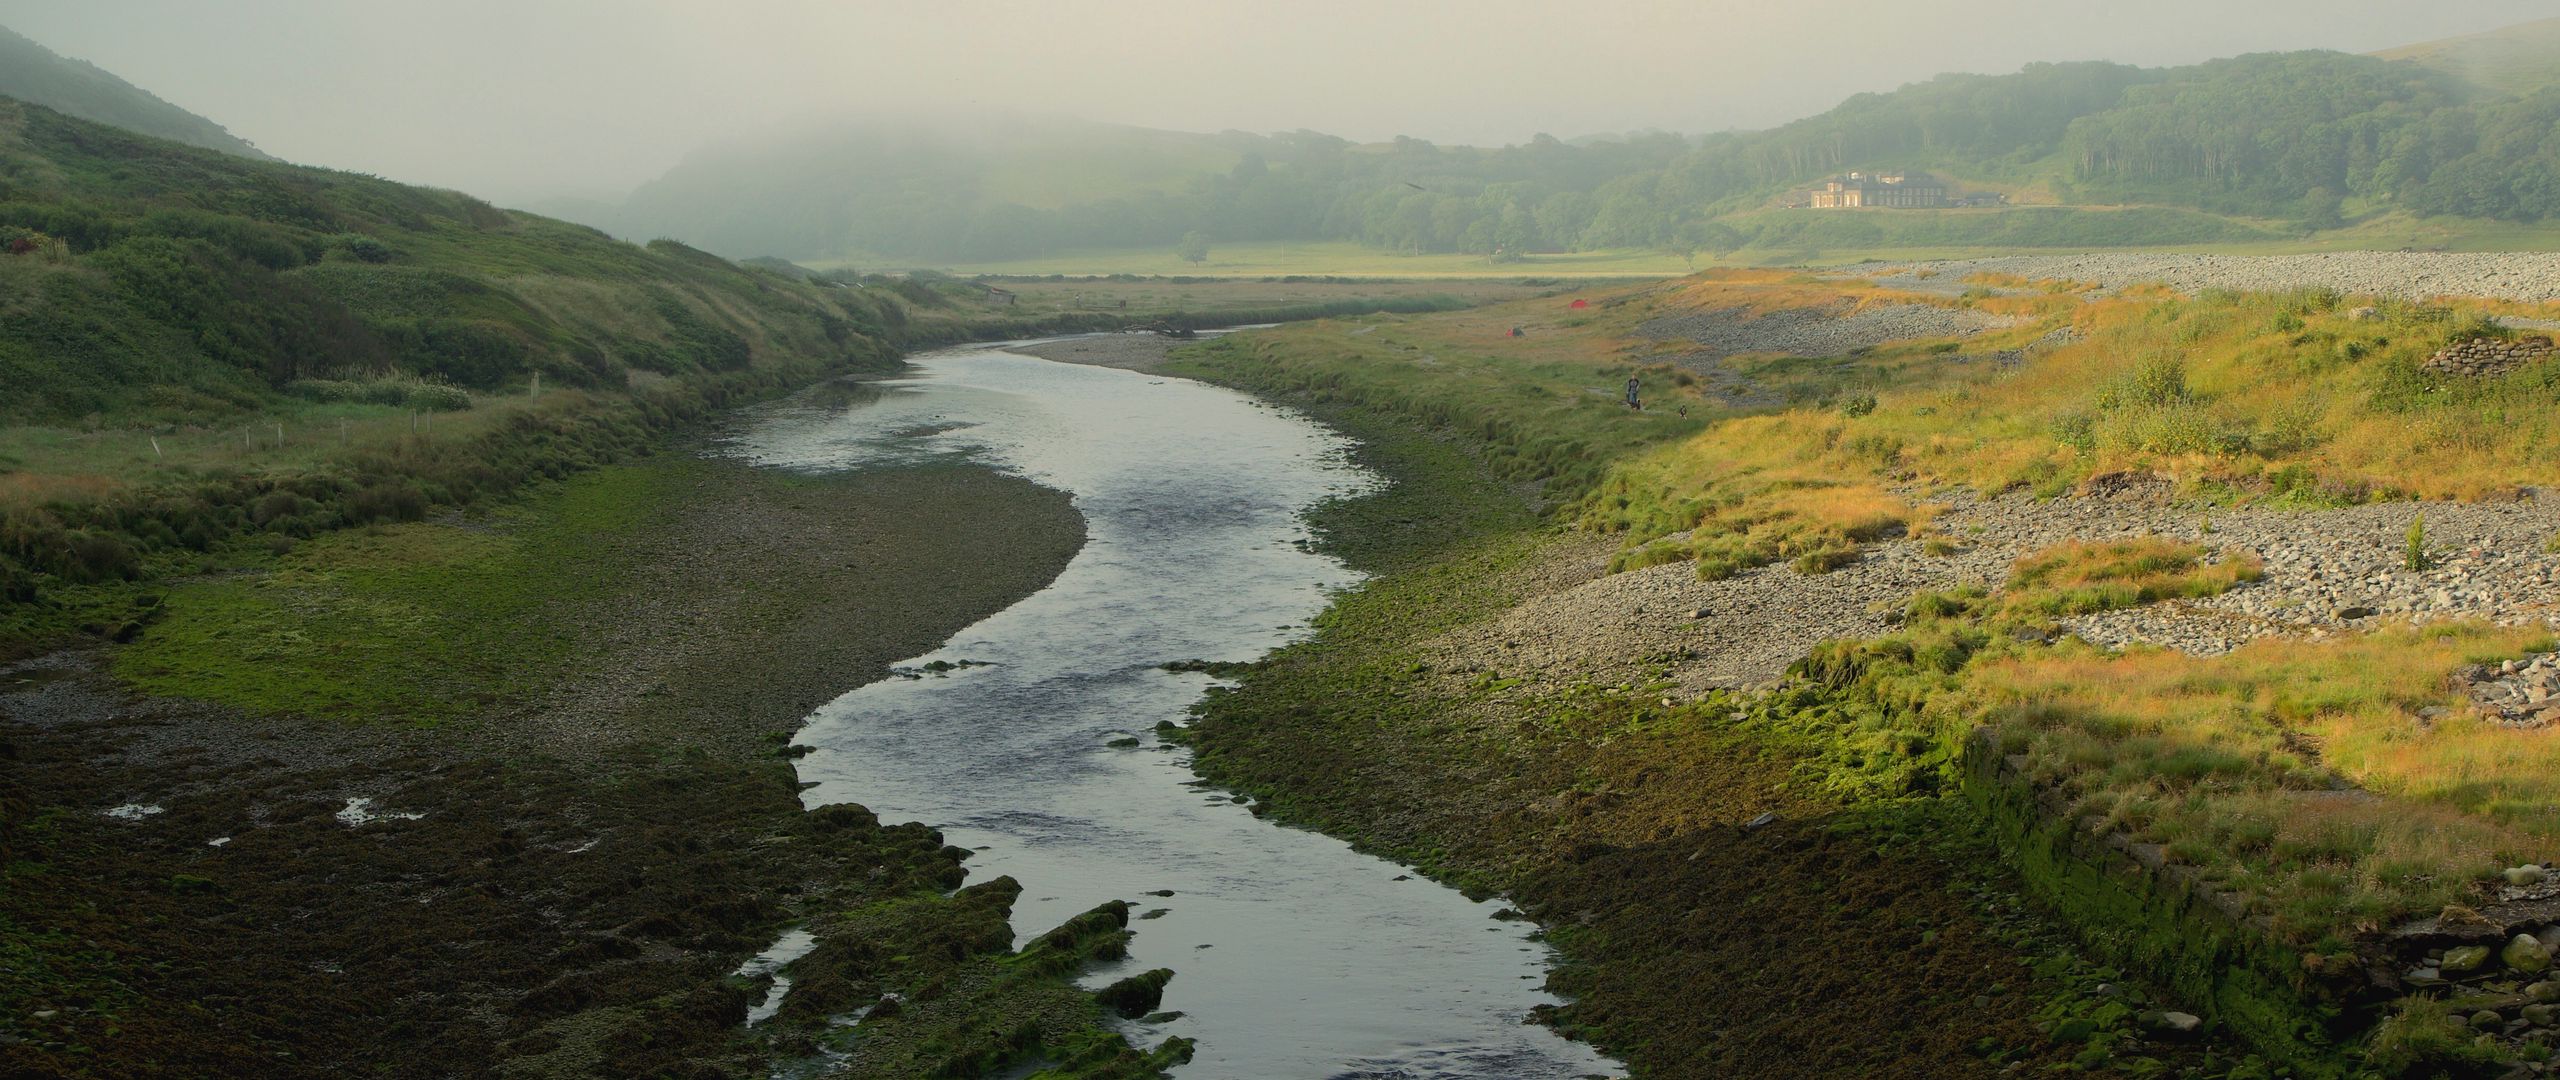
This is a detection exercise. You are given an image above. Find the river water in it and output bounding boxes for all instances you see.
[726,338,1618,1079]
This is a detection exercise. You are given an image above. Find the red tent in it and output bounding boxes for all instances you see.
[1568,298,1588,309]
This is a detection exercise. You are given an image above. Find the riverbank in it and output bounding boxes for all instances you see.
[0,441,1178,1077]
[1142,394,2241,1078]
[1138,261,2560,1076]
[1013,333,1186,375]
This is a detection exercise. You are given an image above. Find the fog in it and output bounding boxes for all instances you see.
[1,0,2548,205]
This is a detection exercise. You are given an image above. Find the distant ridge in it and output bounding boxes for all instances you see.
[0,23,270,159]
[2374,16,2560,99]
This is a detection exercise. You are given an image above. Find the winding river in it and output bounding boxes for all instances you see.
[727,337,1618,1079]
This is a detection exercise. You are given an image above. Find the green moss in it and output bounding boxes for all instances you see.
[112,462,673,722]
[1963,736,2350,1076]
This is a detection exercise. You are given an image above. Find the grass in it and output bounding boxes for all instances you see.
[1169,267,2560,1071]
[1970,622,2553,941]
[113,462,672,722]
[2003,537,2263,615]
[1585,277,2560,588]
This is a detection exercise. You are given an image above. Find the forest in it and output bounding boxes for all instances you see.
[591,50,2560,263]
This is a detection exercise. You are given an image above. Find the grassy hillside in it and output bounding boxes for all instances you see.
[0,96,924,424]
[0,24,266,159]
[0,96,962,657]
[2377,16,2560,99]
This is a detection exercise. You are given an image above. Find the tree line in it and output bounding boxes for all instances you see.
[607,50,2560,263]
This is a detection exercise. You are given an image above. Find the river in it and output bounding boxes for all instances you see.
[725,336,1619,1079]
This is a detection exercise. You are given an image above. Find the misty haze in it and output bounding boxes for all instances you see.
[5,3,2560,1079]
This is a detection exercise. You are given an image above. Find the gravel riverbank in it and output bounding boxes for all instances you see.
[1430,484,2560,704]
[1013,332,1186,374]
[1855,252,2560,304]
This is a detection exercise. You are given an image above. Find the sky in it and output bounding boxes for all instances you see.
[1,0,2551,206]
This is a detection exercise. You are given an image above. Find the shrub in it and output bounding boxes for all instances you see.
[250,491,311,527]
[61,531,141,583]
[1792,543,1858,575]
[1838,392,1878,418]
[405,384,473,411]
[2405,514,2427,572]
[2096,355,2191,411]
[0,562,35,603]
[345,484,429,524]
[327,233,397,263]
[2365,998,2502,1077]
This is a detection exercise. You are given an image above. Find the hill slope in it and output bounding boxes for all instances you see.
[0,95,910,424]
[2376,15,2560,98]
[0,23,269,159]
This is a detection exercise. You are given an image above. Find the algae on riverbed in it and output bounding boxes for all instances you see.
[0,444,1159,1078]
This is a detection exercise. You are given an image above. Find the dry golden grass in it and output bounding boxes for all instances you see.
[1969,623,2553,936]
[1592,275,2560,558]
[2002,536,2262,615]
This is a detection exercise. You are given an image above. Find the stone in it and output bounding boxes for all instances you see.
[2527,1003,2559,1027]
[1743,811,1779,832]
[2510,865,2550,888]
[2474,1009,2507,1032]
[2528,980,2560,1004]
[2337,605,2376,620]
[2510,934,2554,975]
[2443,944,2495,974]
[2150,1011,2203,1037]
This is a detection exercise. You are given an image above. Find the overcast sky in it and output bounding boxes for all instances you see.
[2,0,2549,205]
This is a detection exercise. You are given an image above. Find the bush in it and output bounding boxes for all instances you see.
[345,484,429,524]
[60,531,141,583]
[327,233,396,263]
[0,562,36,603]
[2096,355,2191,411]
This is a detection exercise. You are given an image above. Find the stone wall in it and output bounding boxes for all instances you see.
[2424,335,2555,378]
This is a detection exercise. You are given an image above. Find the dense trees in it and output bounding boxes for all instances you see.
[598,51,2560,263]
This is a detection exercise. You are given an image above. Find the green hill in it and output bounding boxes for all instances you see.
[0,23,269,159]
[2376,16,2560,99]
[0,95,966,643]
[593,113,1260,260]
[590,42,2560,267]
[0,96,911,424]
